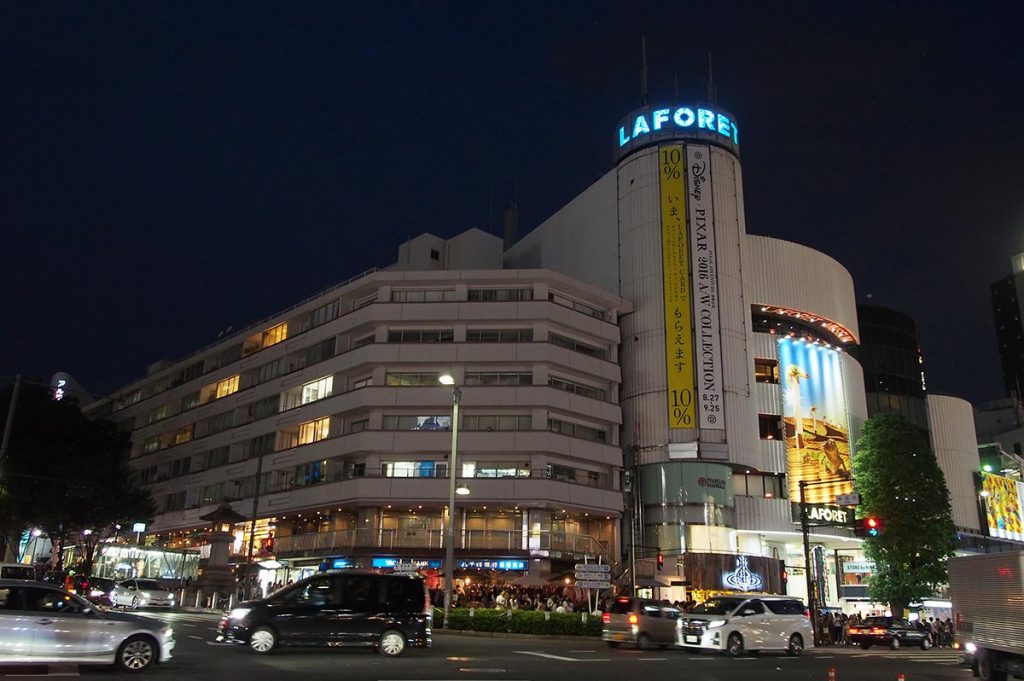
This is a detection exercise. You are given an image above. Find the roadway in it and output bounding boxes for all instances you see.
[0,611,969,681]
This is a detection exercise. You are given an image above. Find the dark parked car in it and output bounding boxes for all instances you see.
[848,616,932,650]
[217,570,431,656]
[69,576,117,606]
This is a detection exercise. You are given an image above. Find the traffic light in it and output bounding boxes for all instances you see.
[656,551,664,571]
[854,516,885,537]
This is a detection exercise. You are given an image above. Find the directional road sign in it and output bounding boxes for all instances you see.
[574,563,611,573]
[575,579,611,589]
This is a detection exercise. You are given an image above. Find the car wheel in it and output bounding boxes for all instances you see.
[890,637,901,650]
[249,626,278,654]
[859,642,872,649]
[379,629,406,657]
[607,641,620,648]
[787,634,804,657]
[637,633,651,650]
[131,596,139,610]
[116,635,157,673]
[920,637,932,650]
[726,633,744,657]
[978,652,1007,681]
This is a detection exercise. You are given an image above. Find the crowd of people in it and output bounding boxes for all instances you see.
[431,582,594,613]
[817,611,956,647]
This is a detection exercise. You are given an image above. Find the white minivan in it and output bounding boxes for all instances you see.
[676,595,812,656]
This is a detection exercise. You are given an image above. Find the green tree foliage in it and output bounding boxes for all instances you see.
[0,381,155,572]
[851,413,956,615]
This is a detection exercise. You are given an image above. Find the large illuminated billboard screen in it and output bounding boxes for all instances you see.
[982,472,1024,540]
[777,337,853,504]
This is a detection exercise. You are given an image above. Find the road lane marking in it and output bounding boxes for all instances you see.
[635,657,667,661]
[568,650,595,653]
[514,651,609,662]
[459,669,507,673]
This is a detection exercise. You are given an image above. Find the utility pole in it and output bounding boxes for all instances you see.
[799,480,818,646]
[0,374,22,484]
[244,448,266,599]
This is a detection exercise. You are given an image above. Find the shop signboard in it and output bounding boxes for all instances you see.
[457,559,527,571]
[981,471,1024,541]
[842,561,876,574]
[777,337,853,504]
[371,557,441,569]
[795,503,851,525]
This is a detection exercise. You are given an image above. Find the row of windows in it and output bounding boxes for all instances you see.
[125,324,610,433]
[162,456,610,511]
[113,281,611,416]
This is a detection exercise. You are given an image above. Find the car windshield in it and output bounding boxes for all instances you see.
[862,617,893,627]
[135,580,161,590]
[690,598,745,615]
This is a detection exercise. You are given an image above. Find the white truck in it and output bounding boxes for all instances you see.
[949,551,1024,681]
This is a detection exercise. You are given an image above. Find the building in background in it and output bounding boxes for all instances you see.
[991,253,1024,401]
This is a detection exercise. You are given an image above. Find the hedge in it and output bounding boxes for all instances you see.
[434,607,602,636]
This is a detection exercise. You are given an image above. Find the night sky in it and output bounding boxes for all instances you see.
[4,2,1023,405]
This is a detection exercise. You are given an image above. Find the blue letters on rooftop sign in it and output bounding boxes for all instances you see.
[618,106,739,147]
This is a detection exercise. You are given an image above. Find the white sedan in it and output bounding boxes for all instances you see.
[111,579,177,609]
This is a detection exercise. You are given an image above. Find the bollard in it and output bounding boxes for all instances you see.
[828,665,836,681]
[544,612,550,621]
[195,590,203,608]
[211,592,218,609]
[469,607,475,618]
[228,594,235,610]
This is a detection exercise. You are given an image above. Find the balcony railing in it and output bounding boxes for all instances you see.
[270,528,613,562]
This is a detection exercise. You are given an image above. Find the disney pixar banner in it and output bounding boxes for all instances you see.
[778,337,853,504]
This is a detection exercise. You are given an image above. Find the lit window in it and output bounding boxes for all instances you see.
[215,375,240,399]
[174,424,195,445]
[754,359,780,384]
[298,417,330,445]
[262,323,288,349]
[301,376,334,404]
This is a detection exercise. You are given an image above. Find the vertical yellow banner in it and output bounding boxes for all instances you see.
[660,144,695,428]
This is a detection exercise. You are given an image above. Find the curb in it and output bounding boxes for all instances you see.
[434,629,598,641]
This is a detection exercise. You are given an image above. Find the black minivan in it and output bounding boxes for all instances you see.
[217,570,432,656]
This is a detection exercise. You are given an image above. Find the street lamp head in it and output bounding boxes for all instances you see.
[439,374,455,386]
[456,483,471,496]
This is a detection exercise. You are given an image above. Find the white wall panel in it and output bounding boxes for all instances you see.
[734,495,794,533]
[928,394,982,531]
[745,235,860,343]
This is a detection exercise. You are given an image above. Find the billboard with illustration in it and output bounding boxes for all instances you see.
[982,472,1024,541]
[777,337,853,504]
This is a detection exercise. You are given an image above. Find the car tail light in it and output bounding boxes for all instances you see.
[628,614,639,625]
[848,627,860,634]
[602,613,610,623]
[870,628,885,635]
[804,609,810,618]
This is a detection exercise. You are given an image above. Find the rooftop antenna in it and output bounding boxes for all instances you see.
[707,51,716,103]
[641,35,649,105]
[502,177,519,250]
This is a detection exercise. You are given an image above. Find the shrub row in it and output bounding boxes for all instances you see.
[434,607,602,636]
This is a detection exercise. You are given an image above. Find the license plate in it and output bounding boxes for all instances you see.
[685,635,698,643]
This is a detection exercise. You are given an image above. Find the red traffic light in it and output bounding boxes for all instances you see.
[656,552,664,571]
[854,516,885,537]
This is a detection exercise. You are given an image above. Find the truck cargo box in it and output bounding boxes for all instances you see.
[949,551,1024,655]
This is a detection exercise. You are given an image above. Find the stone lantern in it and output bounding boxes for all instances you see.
[197,503,248,597]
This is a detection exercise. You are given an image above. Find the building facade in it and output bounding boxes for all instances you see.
[88,247,631,589]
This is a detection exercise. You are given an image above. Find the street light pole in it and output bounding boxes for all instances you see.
[441,381,460,629]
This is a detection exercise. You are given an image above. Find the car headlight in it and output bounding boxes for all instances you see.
[228,607,252,621]
[965,642,977,654]
[162,626,173,640]
[707,619,727,629]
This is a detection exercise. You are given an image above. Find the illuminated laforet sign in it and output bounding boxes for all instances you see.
[616,105,740,161]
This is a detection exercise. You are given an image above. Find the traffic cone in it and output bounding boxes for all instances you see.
[828,665,836,681]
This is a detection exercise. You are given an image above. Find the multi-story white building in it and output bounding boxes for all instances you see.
[89,231,631,587]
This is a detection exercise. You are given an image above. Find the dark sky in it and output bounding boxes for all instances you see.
[3,2,1023,404]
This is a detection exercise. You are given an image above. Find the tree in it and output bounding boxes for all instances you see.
[851,412,956,615]
[0,381,155,573]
